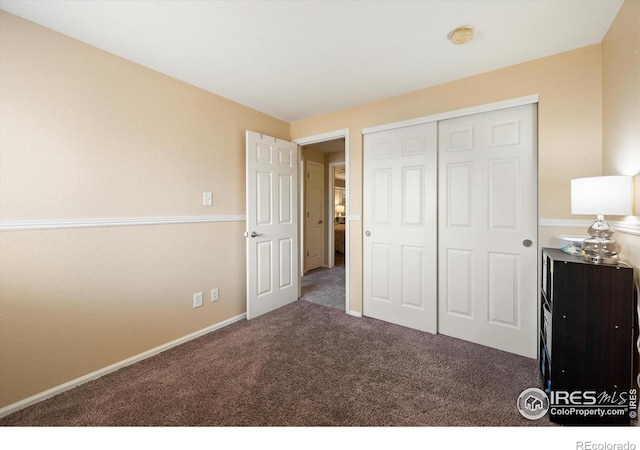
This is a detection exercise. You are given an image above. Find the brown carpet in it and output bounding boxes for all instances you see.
[0,300,550,426]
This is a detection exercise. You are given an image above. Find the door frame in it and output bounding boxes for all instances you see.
[362,95,539,135]
[293,129,351,316]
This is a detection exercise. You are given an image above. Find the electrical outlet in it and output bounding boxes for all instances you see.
[193,292,203,308]
[211,288,219,302]
[203,192,213,206]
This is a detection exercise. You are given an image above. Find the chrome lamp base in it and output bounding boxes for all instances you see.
[581,216,621,265]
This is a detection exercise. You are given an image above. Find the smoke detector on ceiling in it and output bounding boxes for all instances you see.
[448,26,474,45]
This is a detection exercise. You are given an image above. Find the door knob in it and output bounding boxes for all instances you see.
[248,231,263,238]
[365,231,371,237]
[522,239,533,248]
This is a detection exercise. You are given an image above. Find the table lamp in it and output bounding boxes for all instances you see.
[570,176,633,264]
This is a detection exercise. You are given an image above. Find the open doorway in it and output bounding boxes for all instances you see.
[299,138,347,311]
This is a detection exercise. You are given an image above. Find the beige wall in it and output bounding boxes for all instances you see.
[301,147,325,165]
[602,0,640,273]
[0,12,289,408]
[603,0,640,178]
[291,44,604,314]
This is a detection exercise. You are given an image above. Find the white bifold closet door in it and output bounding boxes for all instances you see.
[363,122,438,333]
[438,104,538,358]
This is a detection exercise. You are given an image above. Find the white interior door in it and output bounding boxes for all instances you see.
[304,161,324,272]
[437,104,538,358]
[246,131,299,319]
[363,122,438,333]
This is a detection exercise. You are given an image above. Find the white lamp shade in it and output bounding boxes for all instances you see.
[571,176,633,216]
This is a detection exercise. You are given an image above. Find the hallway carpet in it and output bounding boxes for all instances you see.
[301,253,346,310]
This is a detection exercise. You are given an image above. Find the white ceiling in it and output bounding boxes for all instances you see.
[0,0,624,122]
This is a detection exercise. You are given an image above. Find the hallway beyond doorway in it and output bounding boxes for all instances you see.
[301,253,345,310]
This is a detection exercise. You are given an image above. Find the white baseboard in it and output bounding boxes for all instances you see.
[347,310,362,318]
[0,312,247,418]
